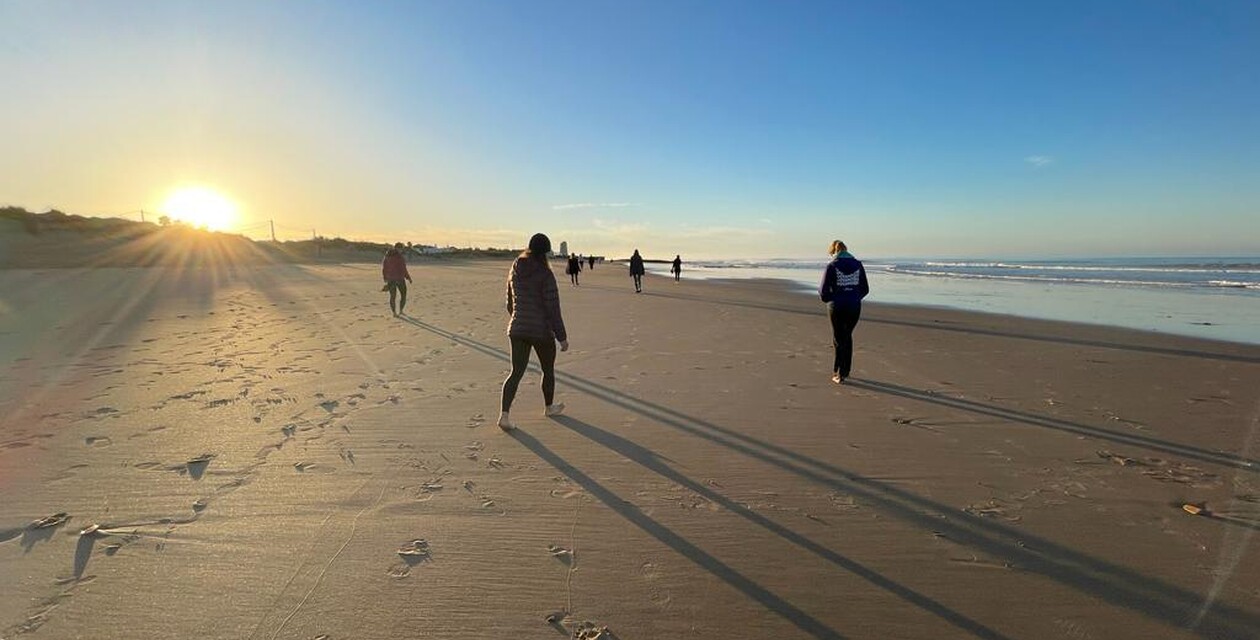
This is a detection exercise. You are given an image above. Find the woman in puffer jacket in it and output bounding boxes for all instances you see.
[498,233,570,430]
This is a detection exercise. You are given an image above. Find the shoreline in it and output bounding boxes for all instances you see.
[643,267,1260,347]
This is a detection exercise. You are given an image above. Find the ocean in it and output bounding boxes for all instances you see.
[643,257,1260,345]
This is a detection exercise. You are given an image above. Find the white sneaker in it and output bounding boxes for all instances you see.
[497,414,515,431]
[544,403,565,417]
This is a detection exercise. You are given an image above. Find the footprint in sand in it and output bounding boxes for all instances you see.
[85,436,112,448]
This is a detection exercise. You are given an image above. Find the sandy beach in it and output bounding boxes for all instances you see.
[2,261,1258,639]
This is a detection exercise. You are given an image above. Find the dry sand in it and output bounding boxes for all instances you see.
[1,261,1258,639]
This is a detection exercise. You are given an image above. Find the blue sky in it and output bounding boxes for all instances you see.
[1,0,1257,258]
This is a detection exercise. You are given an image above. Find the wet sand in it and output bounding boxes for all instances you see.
[1,261,1258,639]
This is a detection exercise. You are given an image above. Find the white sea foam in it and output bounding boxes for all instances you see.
[646,256,1260,344]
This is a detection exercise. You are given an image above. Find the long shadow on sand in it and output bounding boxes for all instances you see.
[401,317,1260,640]
[549,415,1012,640]
[847,379,1260,473]
[509,428,845,640]
[626,288,1260,365]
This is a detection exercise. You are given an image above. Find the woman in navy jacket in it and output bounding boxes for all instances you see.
[819,240,870,384]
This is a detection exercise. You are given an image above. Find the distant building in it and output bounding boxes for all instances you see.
[558,241,568,257]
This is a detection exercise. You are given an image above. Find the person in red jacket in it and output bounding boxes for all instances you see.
[381,242,413,316]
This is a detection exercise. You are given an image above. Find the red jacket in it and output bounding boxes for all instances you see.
[382,250,411,282]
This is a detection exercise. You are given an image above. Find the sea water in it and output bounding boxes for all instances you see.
[643,257,1260,345]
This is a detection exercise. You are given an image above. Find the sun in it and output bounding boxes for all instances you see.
[161,186,238,231]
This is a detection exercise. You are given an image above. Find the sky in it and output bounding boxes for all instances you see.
[1,0,1257,260]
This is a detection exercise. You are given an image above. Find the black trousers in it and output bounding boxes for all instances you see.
[501,335,557,411]
[632,274,643,291]
[828,302,861,377]
[387,280,407,313]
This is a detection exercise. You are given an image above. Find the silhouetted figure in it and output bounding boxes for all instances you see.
[566,254,581,286]
[499,233,569,430]
[629,249,645,293]
[588,255,596,270]
[818,240,869,384]
[671,255,682,282]
[382,242,413,316]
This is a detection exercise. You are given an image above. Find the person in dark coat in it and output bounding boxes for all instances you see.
[670,255,682,282]
[588,255,596,270]
[629,249,646,293]
[566,254,581,286]
[818,240,870,384]
[499,233,569,430]
[381,242,413,316]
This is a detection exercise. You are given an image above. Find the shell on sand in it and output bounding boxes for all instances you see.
[397,539,430,556]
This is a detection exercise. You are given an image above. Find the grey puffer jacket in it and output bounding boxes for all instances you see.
[505,256,567,342]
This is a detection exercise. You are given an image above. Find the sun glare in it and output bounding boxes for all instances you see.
[161,187,238,231]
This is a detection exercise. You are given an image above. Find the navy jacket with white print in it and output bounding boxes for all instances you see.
[819,252,870,306]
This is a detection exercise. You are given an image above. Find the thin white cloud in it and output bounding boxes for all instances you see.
[1024,155,1054,167]
[552,202,641,211]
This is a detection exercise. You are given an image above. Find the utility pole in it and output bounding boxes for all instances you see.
[270,219,276,242]
[139,210,145,223]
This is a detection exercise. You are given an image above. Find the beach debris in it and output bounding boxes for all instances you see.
[187,453,216,465]
[572,621,611,639]
[192,498,208,512]
[79,523,101,537]
[487,456,504,469]
[548,544,572,557]
[1182,503,1208,516]
[30,513,69,529]
[964,501,1021,522]
[1097,450,1138,467]
[294,461,316,472]
[397,539,431,560]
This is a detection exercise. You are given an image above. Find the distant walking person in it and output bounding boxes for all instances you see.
[671,255,682,282]
[588,255,596,270]
[819,240,869,384]
[629,249,646,293]
[382,242,413,316]
[499,233,569,430]
[566,254,581,286]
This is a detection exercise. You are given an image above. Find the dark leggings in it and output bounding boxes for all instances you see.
[569,271,579,285]
[501,335,556,411]
[632,274,643,291]
[828,302,861,377]
[387,280,407,313]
